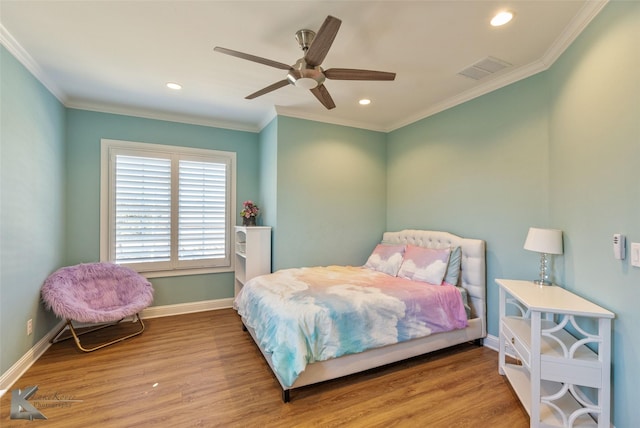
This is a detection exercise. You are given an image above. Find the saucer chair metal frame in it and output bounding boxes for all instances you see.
[51,313,146,353]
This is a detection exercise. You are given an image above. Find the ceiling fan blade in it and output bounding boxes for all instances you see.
[324,68,396,81]
[245,80,291,99]
[304,16,341,67]
[310,84,336,110]
[214,46,292,70]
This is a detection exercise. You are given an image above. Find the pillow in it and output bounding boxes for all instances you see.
[364,244,406,276]
[444,246,462,285]
[397,245,451,285]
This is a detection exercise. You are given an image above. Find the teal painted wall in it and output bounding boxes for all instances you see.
[258,117,278,270]
[547,1,639,424]
[0,46,66,374]
[258,117,278,226]
[272,117,387,270]
[387,2,639,425]
[65,109,260,306]
[387,72,551,339]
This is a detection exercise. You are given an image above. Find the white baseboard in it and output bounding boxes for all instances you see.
[0,298,234,398]
[483,334,500,352]
[141,298,234,319]
[0,319,65,398]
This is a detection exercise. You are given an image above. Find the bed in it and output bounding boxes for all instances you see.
[234,229,486,402]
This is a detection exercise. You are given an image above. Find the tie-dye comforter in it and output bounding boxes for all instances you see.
[234,265,468,387]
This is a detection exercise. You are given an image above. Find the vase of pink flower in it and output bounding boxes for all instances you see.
[240,200,259,226]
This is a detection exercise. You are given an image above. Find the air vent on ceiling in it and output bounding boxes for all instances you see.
[458,56,512,80]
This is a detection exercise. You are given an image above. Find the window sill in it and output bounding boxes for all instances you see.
[138,266,234,279]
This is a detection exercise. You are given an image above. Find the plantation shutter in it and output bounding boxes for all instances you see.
[178,159,228,262]
[102,139,235,275]
[114,155,172,264]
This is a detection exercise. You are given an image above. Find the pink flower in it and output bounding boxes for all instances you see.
[240,200,260,218]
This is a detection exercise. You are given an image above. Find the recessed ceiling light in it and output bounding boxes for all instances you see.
[359,99,371,105]
[166,82,182,90]
[491,11,514,27]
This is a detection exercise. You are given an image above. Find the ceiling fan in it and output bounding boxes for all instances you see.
[214,15,396,110]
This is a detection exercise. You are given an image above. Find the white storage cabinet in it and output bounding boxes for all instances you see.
[234,226,271,296]
[497,279,614,428]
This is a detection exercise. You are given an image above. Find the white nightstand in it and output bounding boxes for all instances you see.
[497,279,614,428]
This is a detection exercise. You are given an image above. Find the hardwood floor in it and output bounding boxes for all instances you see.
[1,309,528,427]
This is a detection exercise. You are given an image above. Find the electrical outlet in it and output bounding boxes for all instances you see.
[27,319,33,336]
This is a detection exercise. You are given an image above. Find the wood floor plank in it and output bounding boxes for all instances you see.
[1,309,527,427]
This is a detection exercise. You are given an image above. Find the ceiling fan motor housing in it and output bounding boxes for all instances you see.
[287,58,325,89]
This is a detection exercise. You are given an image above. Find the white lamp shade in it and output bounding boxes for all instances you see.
[524,227,563,255]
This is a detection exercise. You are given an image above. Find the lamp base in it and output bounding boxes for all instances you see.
[534,253,553,286]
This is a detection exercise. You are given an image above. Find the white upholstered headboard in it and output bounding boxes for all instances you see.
[382,230,486,330]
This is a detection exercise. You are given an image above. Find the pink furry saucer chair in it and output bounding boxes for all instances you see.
[41,262,154,352]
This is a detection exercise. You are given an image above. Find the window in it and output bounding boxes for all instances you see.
[101,139,236,277]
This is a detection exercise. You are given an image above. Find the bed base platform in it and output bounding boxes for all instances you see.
[243,317,485,402]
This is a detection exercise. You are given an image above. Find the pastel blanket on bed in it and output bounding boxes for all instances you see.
[234,265,468,387]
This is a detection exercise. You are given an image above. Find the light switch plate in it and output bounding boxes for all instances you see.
[631,243,640,268]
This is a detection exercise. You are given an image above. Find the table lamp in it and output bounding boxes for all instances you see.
[524,227,563,285]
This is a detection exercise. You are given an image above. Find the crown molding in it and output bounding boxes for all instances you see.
[65,99,261,133]
[1,24,259,133]
[0,24,66,103]
[542,0,609,67]
[274,105,388,133]
[388,59,549,132]
[387,0,610,132]
[257,107,278,131]
[2,1,609,135]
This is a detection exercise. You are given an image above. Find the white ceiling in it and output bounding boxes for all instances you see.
[0,1,607,133]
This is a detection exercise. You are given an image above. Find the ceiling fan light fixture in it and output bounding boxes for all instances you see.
[288,59,325,89]
[294,77,319,89]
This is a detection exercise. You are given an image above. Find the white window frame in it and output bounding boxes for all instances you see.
[100,139,236,278]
